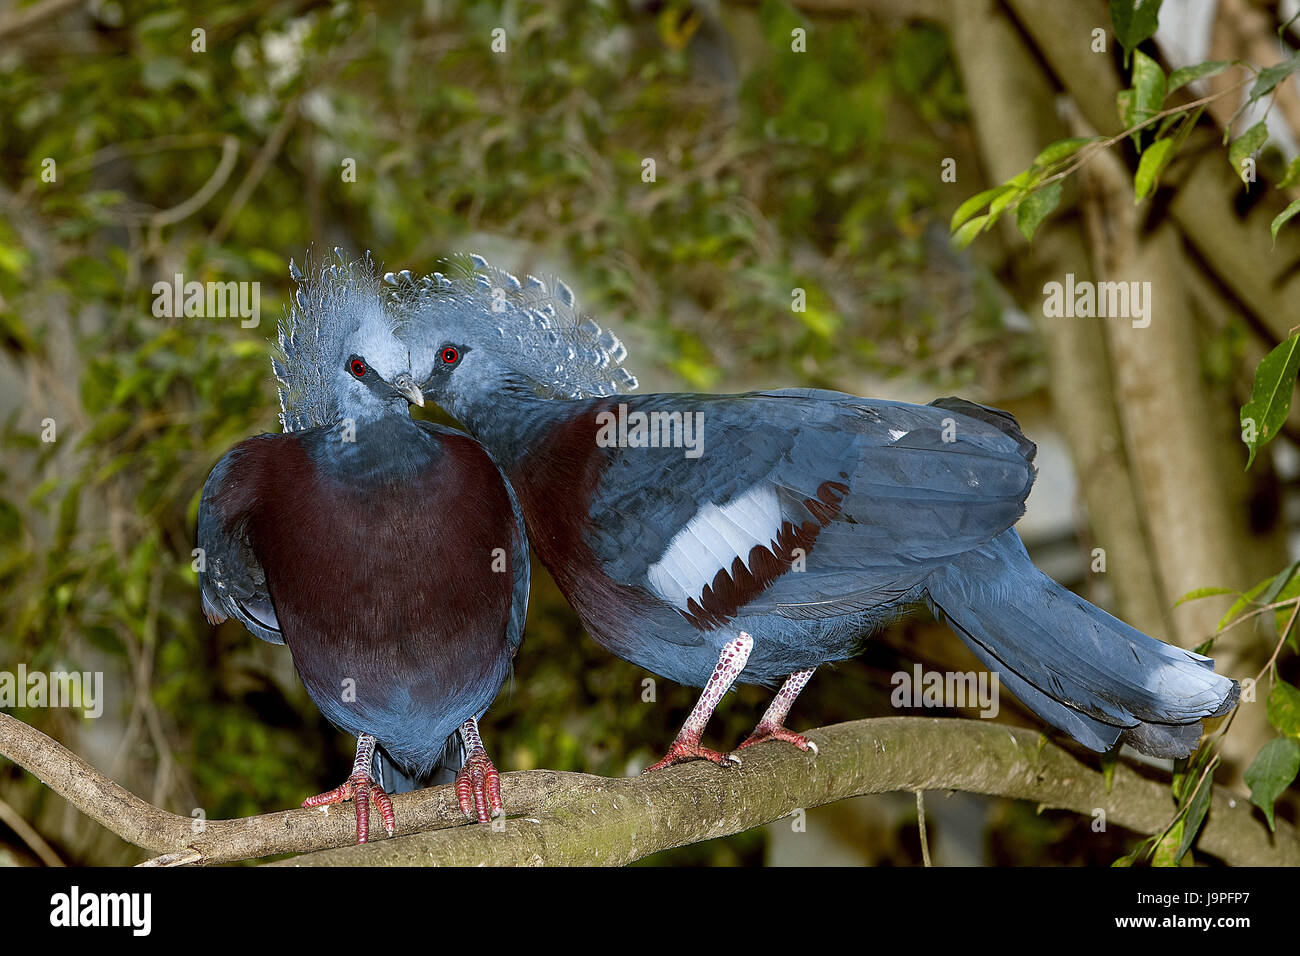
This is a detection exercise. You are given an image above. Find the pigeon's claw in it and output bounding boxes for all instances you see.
[302,771,395,844]
[733,722,818,755]
[455,748,504,823]
[643,732,742,772]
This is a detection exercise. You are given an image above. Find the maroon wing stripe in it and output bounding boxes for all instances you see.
[681,480,850,630]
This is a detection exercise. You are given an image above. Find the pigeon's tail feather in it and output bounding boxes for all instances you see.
[926,530,1238,758]
[375,734,465,794]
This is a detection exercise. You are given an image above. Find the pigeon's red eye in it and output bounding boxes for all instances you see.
[349,358,367,378]
[441,346,460,364]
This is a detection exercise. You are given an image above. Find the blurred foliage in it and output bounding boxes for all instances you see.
[0,0,1047,865]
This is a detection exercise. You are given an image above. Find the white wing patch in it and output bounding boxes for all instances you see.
[646,483,783,610]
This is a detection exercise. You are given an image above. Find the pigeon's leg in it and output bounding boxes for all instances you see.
[455,716,503,823]
[734,667,818,755]
[301,733,395,844]
[644,632,754,772]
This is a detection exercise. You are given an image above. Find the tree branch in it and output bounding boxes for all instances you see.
[3,712,1295,865]
[0,712,475,864]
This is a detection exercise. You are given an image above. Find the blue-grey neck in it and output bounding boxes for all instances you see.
[439,373,573,472]
[303,406,436,484]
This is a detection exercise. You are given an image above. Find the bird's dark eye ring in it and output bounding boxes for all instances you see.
[349,358,367,378]
[441,346,460,365]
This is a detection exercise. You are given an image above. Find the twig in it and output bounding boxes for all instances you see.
[1031,75,1256,195]
[1256,596,1300,683]
[0,795,64,867]
[915,789,932,866]
[137,136,241,228]
[208,101,300,245]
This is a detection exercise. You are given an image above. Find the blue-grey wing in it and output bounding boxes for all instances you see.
[503,453,530,655]
[583,389,1035,622]
[196,444,284,644]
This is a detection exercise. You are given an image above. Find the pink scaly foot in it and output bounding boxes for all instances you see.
[644,731,739,772]
[735,722,818,753]
[302,734,395,844]
[455,717,503,822]
[642,632,754,773]
[732,667,819,757]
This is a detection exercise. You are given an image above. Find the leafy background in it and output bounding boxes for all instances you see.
[0,0,1294,865]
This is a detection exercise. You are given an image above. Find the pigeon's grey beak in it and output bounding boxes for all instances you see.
[393,373,425,407]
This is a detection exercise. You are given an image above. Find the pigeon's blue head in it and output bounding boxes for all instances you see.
[386,254,639,429]
[273,250,425,432]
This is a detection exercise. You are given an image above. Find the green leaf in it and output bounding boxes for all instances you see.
[1259,559,1300,605]
[1174,586,1236,607]
[1246,53,1300,110]
[1217,576,1272,631]
[1171,756,1188,801]
[1175,772,1214,863]
[1032,137,1102,168]
[1016,181,1062,241]
[1240,333,1300,468]
[1262,566,1300,652]
[1134,137,1174,200]
[1132,50,1167,133]
[950,185,1012,232]
[1271,569,1300,651]
[1279,154,1300,189]
[1155,109,1186,141]
[988,181,1029,219]
[1153,104,1204,162]
[1271,198,1300,246]
[1227,121,1268,183]
[1112,835,1157,867]
[1267,681,1300,739]
[1110,0,1164,65]
[1171,104,1205,154]
[1116,88,1136,131]
[1167,60,1234,96]
[1152,819,1184,867]
[1244,736,1300,831]
[951,214,989,250]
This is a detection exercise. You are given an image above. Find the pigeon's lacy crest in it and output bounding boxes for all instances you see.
[383,252,640,400]
[273,249,400,432]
